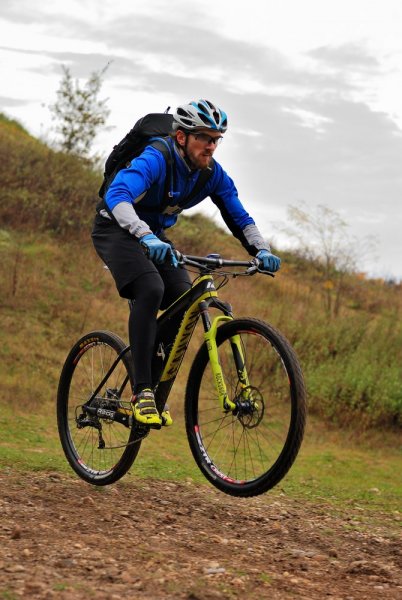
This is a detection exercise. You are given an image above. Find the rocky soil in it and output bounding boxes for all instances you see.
[0,470,401,599]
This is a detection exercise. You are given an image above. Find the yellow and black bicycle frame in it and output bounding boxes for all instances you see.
[154,274,250,413]
[84,272,251,417]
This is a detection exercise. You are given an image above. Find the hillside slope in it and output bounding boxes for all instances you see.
[0,114,401,428]
[0,113,99,233]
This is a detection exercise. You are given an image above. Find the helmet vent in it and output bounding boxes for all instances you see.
[181,117,195,126]
[199,113,211,125]
[197,102,208,114]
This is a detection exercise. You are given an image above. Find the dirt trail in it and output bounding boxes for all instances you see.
[0,470,400,599]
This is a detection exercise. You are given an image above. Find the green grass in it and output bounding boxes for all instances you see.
[0,399,401,517]
[282,420,402,512]
[0,405,66,472]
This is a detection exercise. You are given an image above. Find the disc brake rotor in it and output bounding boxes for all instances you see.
[234,386,264,429]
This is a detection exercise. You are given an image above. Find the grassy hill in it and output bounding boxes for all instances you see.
[0,113,401,430]
[0,113,99,234]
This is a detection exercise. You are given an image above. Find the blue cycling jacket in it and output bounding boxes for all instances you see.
[104,137,266,255]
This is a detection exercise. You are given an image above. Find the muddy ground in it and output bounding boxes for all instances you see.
[0,470,400,599]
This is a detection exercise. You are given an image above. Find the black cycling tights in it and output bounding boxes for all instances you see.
[125,272,164,394]
[124,270,191,395]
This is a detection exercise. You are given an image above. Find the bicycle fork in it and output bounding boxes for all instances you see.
[200,302,251,412]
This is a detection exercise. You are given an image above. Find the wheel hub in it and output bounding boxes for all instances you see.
[233,386,264,429]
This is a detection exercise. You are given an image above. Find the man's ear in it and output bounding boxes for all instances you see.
[176,130,186,147]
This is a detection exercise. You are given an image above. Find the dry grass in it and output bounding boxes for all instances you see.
[0,113,401,428]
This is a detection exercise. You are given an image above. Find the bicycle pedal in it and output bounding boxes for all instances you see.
[148,422,162,430]
[132,422,149,432]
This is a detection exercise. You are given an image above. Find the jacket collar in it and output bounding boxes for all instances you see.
[169,137,198,176]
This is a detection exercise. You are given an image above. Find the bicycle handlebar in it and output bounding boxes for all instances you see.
[174,251,274,277]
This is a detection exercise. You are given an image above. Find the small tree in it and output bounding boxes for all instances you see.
[283,203,376,317]
[50,65,110,163]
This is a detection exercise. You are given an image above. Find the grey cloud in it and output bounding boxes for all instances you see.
[224,90,402,277]
[0,95,31,108]
[10,10,300,88]
[0,0,38,25]
[99,16,353,95]
[0,46,116,78]
[1,13,361,106]
[308,43,380,69]
[252,96,402,207]
[0,4,385,101]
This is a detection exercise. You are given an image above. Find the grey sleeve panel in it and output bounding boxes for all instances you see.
[111,202,152,238]
[242,224,271,252]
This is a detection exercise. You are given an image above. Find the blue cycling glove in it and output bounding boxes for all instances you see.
[140,234,178,267]
[256,249,281,273]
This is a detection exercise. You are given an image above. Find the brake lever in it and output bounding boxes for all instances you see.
[246,265,259,275]
[258,269,275,277]
[173,250,185,265]
[253,257,275,277]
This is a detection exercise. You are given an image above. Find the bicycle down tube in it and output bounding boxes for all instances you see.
[155,274,231,413]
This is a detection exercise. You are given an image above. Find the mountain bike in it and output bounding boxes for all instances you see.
[57,252,306,497]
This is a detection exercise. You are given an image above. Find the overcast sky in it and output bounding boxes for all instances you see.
[1,0,402,280]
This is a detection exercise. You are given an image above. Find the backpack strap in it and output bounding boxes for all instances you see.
[96,137,173,218]
[141,160,214,215]
[148,138,174,207]
[173,160,214,209]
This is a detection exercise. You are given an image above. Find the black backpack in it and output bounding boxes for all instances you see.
[98,112,214,212]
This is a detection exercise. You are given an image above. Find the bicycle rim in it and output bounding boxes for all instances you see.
[57,331,141,485]
[186,319,306,496]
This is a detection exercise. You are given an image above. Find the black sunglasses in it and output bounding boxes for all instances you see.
[190,132,224,146]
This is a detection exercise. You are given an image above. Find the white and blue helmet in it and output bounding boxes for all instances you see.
[173,99,228,133]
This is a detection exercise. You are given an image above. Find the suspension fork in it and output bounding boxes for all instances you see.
[229,334,251,390]
[200,302,251,411]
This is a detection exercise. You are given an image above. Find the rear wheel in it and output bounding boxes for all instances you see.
[185,318,306,497]
[57,330,144,485]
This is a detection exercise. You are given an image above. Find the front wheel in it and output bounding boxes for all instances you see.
[185,318,306,497]
[57,330,142,485]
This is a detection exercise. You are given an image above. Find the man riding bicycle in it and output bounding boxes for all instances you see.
[92,99,281,427]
